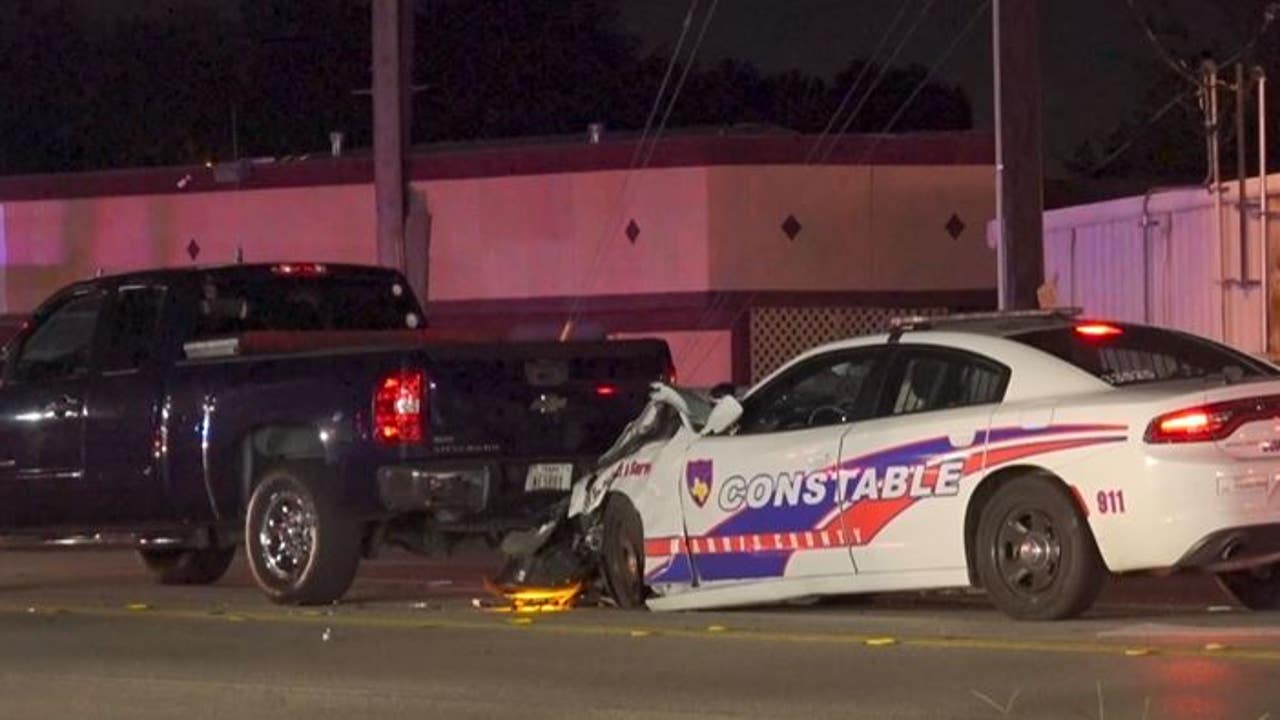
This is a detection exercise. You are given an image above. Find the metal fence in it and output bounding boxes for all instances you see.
[1036,177,1278,355]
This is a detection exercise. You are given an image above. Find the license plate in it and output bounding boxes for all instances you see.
[524,463,574,492]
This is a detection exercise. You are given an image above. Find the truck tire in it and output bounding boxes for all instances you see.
[139,545,236,585]
[974,476,1106,620]
[244,462,361,605]
[601,495,646,609]
[1216,563,1280,610]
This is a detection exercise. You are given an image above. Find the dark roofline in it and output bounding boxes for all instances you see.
[0,130,993,202]
[79,262,399,287]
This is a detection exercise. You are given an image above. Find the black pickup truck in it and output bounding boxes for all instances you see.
[0,263,670,603]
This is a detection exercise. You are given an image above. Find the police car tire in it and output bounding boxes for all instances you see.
[601,496,646,609]
[245,462,361,605]
[1215,563,1280,610]
[139,544,236,585]
[974,477,1105,621]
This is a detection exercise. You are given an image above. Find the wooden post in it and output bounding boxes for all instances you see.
[993,0,1045,310]
[372,0,412,273]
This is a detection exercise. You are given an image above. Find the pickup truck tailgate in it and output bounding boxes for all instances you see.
[423,339,671,458]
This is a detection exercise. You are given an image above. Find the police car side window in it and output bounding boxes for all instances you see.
[738,350,879,434]
[887,348,1008,416]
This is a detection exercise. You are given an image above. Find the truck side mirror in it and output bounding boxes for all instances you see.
[701,395,743,436]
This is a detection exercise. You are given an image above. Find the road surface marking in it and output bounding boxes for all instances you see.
[3,603,1280,664]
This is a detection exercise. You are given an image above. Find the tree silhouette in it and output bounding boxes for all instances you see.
[0,0,974,176]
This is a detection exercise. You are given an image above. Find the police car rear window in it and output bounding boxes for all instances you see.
[1010,325,1278,386]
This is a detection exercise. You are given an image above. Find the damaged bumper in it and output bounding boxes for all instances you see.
[490,382,713,607]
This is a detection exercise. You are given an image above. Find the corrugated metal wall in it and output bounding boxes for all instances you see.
[1037,176,1278,355]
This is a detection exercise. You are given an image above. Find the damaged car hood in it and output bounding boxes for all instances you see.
[568,383,711,518]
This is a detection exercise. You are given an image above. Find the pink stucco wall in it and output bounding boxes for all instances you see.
[707,164,996,291]
[0,137,996,384]
[418,167,710,301]
[0,162,994,313]
[0,185,376,312]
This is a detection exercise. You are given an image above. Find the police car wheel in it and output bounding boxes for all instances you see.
[975,476,1105,620]
[601,495,646,609]
[1216,563,1280,610]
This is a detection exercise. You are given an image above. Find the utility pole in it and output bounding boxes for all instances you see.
[372,0,413,275]
[992,0,1045,310]
[1235,62,1252,285]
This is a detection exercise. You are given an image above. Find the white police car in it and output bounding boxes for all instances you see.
[520,310,1280,620]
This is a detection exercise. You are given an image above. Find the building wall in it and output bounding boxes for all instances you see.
[0,184,376,312]
[418,167,711,301]
[706,164,996,292]
[0,133,998,384]
[1031,174,1279,355]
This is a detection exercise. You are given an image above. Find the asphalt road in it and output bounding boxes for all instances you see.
[1,548,1279,719]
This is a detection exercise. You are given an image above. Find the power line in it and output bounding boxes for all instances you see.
[855,0,991,161]
[1123,0,1201,88]
[1220,1,1280,66]
[1078,87,1198,177]
[630,0,702,169]
[1108,1,1278,191]
[678,0,937,372]
[564,0,709,331]
[818,0,940,165]
[684,0,991,383]
[805,0,919,164]
[641,0,721,168]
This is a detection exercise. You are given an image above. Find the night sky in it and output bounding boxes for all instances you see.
[618,0,1249,173]
[33,0,1275,176]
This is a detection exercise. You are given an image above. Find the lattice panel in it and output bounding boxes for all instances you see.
[749,305,949,382]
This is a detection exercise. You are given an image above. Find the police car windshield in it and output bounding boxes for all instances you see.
[1010,324,1279,387]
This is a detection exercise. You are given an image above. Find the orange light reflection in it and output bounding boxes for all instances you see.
[485,580,583,614]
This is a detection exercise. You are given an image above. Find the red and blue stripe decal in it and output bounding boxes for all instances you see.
[643,424,1127,584]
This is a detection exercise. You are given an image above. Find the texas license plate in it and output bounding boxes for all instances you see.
[524,463,574,492]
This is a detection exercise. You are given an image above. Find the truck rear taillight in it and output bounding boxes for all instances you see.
[373,369,426,445]
[1145,395,1280,444]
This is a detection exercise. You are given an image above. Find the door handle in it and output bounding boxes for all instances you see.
[45,395,82,418]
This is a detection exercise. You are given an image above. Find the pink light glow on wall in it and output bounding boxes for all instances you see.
[420,168,712,302]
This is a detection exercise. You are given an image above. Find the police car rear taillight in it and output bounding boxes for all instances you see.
[1146,408,1225,443]
[1145,399,1266,444]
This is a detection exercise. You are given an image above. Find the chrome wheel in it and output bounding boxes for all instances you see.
[258,490,317,582]
[994,508,1062,597]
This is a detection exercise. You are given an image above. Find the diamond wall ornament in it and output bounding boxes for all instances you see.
[781,214,802,241]
[625,219,640,244]
[945,213,966,240]
[186,238,201,261]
